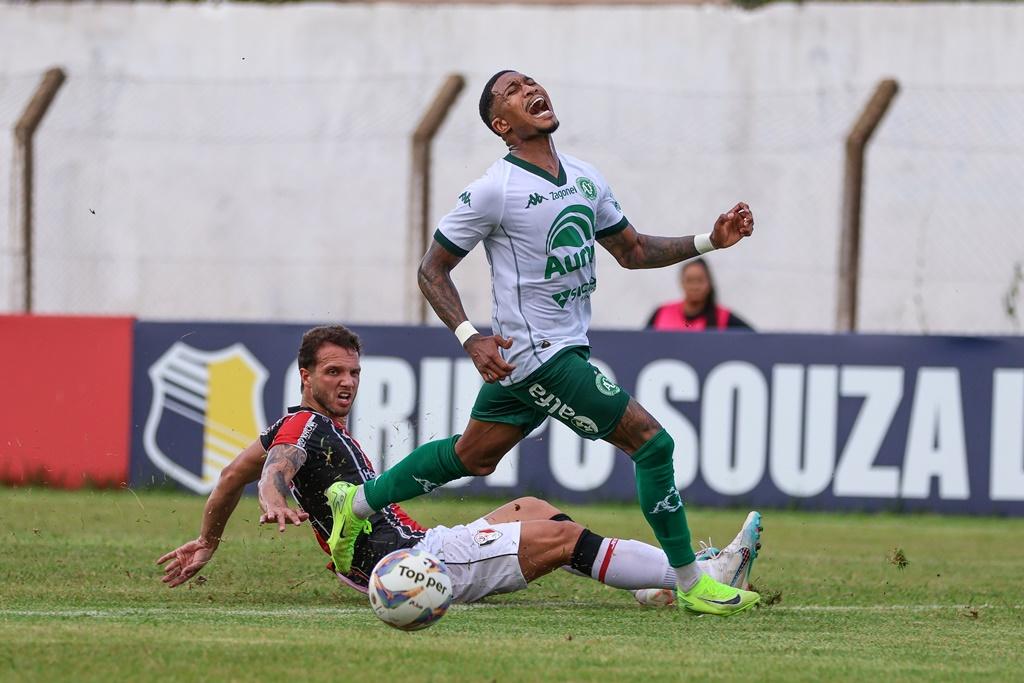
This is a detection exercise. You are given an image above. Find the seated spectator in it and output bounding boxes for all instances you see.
[647,259,752,331]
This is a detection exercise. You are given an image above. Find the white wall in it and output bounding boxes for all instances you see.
[1,2,1022,333]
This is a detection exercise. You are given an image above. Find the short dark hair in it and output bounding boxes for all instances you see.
[298,325,361,370]
[479,69,515,136]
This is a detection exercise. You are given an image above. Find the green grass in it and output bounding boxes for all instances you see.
[1,488,1022,682]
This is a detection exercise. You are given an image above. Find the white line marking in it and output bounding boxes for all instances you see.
[1,603,1021,619]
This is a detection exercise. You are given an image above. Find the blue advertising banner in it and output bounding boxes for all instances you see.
[130,322,1024,515]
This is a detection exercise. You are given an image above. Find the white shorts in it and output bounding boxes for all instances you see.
[414,517,527,604]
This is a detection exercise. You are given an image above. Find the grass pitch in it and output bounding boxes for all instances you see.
[2,488,1022,682]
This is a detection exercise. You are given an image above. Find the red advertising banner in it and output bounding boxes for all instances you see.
[0,315,134,488]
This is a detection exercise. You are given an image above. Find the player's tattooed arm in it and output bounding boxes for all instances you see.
[419,241,515,382]
[200,439,265,546]
[418,241,473,330]
[599,225,701,269]
[598,204,754,269]
[257,444,310,532]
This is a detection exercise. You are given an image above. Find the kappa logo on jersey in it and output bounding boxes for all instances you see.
[459,191,472,207]
[576,176,598,201]
[649,487,684,515]
[525,192,546,209]
[143,342,268,494]
[544,204,596,281]
[473,528,503,546]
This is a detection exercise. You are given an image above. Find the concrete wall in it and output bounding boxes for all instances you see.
[1,3,1022,333]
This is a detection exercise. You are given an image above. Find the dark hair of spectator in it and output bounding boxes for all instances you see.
[298,325,362,370]
[479,69,515,136]
[683,258,719,328]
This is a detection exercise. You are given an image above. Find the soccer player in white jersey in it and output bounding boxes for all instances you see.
[327,70,758,616]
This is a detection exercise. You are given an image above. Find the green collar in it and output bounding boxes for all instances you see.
[504,153,567,187]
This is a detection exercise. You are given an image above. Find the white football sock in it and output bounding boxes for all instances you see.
[674,559,705,592]
[561,539,713,591]
[350,485,373,519]
[588,539,678,590]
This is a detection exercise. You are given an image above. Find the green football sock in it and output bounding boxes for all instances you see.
[632,429,696,567]
[363,435,469,511]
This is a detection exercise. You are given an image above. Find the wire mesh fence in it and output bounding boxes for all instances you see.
[4,68,1023,335]
[863,85,1024,335]
[21,72,439,322]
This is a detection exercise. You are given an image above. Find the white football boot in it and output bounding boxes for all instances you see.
[703,511,762,590]
[633,511,762,606]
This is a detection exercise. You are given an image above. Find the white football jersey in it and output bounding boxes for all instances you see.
[434,152,627,384]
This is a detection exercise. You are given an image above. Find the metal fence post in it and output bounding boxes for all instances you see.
[408,74,465,324]
[837,78,899,332]
[13,67,66,313]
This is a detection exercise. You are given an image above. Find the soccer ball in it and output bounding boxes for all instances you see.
[368,548,453,631]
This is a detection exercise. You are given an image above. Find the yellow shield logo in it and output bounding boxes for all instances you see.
[143,342,268,493]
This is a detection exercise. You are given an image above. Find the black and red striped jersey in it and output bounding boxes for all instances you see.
[259,406,426,590]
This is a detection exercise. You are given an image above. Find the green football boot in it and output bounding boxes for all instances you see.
[325,481,372,574]
[675,573,760,617]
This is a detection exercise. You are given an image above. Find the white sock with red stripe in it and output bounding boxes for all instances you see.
[589,538,678,590]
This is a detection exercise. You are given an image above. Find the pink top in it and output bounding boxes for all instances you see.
[650,301,731,331]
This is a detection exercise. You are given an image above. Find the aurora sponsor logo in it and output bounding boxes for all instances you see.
[527,381,599,434]
[544,204,596,281]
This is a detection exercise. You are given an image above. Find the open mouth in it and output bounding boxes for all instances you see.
[337,392,352,404]
[527,95,552,118]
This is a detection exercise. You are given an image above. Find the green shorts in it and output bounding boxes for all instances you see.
[470,346,631,440]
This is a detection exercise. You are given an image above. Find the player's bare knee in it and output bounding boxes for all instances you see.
[508,496,560,520]
[464,461,496,476]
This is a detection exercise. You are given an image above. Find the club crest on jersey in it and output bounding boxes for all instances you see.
[575,176,598,200]
[143,342,268,494]
[544,204,596,281]
[594,373,621,396]
[473,528,503,546]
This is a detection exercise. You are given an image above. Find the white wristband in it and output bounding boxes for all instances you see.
[454,321,479,346]
[694,232,717,255]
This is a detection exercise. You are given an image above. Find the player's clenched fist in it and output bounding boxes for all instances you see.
[710,202,755,249]
[464,334,515,383]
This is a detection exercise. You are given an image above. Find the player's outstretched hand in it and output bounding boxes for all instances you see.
[259,506,309,533]
[465,334,515,383]
[710,202,754,250]
[157,537,216,588]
